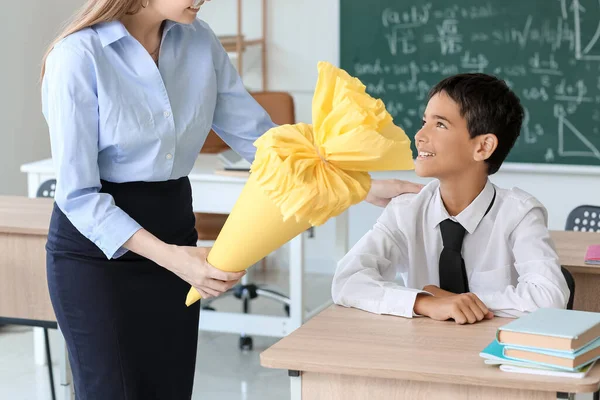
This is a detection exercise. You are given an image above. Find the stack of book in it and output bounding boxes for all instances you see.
[480,308,600,378]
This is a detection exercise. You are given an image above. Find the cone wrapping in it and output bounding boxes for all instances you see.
[185,61,414,306]
[185,174,310,306]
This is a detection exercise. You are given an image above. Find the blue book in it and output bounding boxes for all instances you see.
[480,340,594,373]
[497,308,600,353]
[480,340,536,368]
[503,336,600,371]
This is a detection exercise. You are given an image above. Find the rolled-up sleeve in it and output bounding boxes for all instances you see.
[42,45,142,259]
[205,24,276,162]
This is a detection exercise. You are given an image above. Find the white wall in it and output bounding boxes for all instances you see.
[199,0,340,124]
[3,2,598,271]
[1,1,85,195]
[200,1,600,274]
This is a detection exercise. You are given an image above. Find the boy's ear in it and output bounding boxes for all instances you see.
[473,134,498,162]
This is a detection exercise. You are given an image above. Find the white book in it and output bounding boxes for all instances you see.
[499,360,596,379]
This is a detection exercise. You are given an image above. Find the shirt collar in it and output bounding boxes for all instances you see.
[94,20,130,48]
[163,19,196,35]
[94,19,196,48]
[431,180,496,234]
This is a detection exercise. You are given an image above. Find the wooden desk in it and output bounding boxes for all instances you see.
[0,196,54,324]
[261,305,600,400]
[551,230,600,312]
[0,196,72,399]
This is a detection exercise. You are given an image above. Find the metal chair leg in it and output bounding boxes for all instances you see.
[44,328,57,400]
[556,393,575,400]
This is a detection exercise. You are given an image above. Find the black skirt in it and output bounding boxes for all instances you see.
[46,177,201,400]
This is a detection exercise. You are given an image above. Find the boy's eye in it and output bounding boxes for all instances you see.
[421,119,426,127]
[436,122,447,129]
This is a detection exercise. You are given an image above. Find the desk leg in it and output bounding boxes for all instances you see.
[34,327,47,365]
[289,233,305,331]
[27,176,47,368]
[289,371,302,400]
[572,273,600,312]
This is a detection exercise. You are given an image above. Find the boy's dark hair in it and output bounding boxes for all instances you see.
[428,73,524,175]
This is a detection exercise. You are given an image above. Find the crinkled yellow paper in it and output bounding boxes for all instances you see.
[252,62,414,225]
[185,61,414,306]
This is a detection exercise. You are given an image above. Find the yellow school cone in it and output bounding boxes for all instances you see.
[185,173,311,306]
[185,61,414,306]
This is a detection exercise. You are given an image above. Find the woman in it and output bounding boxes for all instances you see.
[41,0,422,398]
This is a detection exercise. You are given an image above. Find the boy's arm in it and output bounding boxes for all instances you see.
[472,204,570,317]
[331,202,430,318]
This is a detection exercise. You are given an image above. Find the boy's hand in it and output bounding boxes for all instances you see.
[422,285,454,298]
[414,292,494,324]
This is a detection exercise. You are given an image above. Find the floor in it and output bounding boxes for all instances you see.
[0,268,596,400]
[0,268,332,400]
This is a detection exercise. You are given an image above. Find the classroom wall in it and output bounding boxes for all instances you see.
[198,0,338,123]
[200,1,600,274]
[0,1,86,195]
[2,2,598,272]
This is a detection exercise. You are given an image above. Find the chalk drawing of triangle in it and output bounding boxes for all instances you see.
[558,116,600,159]
[574,0,600,60]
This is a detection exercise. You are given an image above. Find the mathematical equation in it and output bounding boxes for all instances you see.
[349,0,600,162]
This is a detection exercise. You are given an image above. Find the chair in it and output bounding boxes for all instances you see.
[565,205,600,232]
[196,92,296,351]
[36,179,56,199]
[36,179,58,400]
[561,267,575,311]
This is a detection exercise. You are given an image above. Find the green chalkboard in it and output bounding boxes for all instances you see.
[340,0,600,166]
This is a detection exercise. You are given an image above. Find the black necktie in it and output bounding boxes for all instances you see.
[439,219,469,294]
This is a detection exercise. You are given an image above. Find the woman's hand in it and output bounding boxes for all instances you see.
[124,229,244,299]
[365,179,424,207]
[167,246,245,299]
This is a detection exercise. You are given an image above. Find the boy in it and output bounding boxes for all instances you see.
[332,73,569,324]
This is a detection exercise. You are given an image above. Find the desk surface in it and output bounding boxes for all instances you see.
[551,230,600,274]
[0,196,53,235]
[261,305,600,393]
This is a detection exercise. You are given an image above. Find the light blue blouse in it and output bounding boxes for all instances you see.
[42,19,275,259]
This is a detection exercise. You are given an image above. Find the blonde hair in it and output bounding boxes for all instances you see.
[40,0,144,80]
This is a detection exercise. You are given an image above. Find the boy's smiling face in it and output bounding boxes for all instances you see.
[414,91,496,179]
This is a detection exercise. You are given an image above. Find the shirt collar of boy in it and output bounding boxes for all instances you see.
[431,179,496,235]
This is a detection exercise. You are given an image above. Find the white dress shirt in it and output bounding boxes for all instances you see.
[332,180,570,318]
